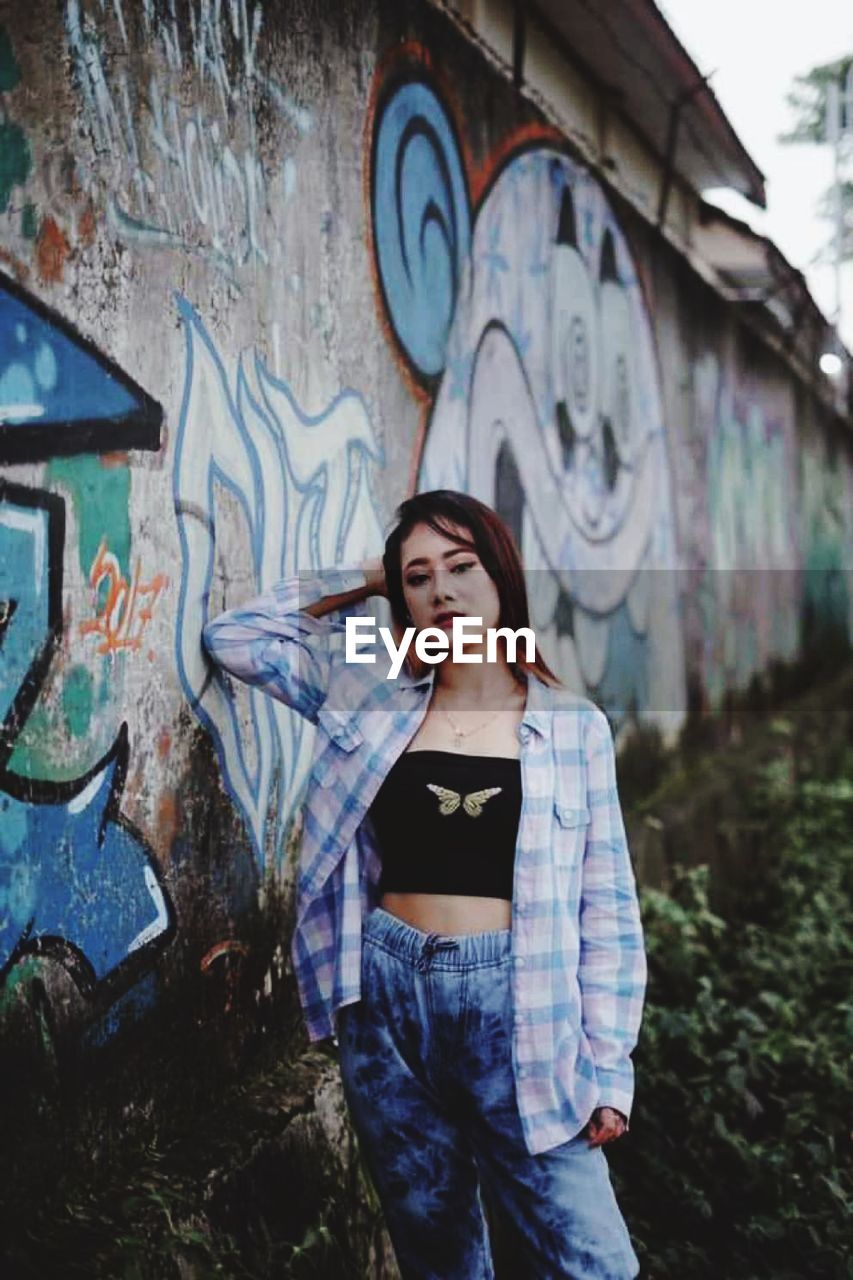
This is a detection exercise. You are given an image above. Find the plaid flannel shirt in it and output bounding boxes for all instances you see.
[202,570,647,1156]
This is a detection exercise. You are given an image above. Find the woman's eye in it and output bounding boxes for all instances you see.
[451,561,475,575]
[406,574,429,588]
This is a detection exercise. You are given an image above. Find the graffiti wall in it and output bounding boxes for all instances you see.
[0,0,850,1129]
[0,0,403,1077]
[174,297,383,862]
[370,75,685,727]
[0,275,174,1019]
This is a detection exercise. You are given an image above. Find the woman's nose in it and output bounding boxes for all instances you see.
[432,571,455,602]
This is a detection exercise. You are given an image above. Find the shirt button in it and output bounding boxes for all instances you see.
[519,725,531,743]
[517,1065,528,1079]
[514,955,526,967]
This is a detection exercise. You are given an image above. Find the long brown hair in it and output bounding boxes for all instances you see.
[382,490,560,686]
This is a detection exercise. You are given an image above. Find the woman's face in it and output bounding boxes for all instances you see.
[399,521,501,640]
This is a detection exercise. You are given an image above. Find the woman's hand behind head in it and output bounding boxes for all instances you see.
[362,557,388,598]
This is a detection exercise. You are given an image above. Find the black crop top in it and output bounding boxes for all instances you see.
[370,750,522,901]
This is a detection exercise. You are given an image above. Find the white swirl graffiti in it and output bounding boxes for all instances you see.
[173,298,384,862]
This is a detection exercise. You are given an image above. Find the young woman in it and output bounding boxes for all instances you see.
[203,490,647,1279]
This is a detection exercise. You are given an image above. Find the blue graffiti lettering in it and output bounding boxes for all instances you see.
[0,486,173,996]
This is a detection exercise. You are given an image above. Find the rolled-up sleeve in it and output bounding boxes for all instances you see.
[578,707,647,1126]
[201,569,367,725]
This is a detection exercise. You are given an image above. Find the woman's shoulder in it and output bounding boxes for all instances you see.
[530,678,602,721]
[325,647,431,718]
[529,681,611,752]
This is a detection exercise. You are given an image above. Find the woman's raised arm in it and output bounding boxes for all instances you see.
[201,560,387,725]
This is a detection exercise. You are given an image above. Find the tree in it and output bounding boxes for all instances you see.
[816,181,853,261]
[780,56,853,272]
[779,56,853,145]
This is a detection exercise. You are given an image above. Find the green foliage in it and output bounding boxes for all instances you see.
[612,753,853,1279]
[779,56,853,144]
[816,180,853,260]
[779,55,853,267]
[8,1154,360,1279]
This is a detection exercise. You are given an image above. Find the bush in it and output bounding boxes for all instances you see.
[612,755,853,1279]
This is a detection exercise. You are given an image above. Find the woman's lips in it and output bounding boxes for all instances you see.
[433,612,462,627]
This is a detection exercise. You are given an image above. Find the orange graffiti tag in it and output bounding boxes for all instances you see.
[36,216,71,284]
[81,539,168,655]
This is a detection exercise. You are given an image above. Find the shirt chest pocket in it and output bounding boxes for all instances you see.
[552,801,590,865]
[313,705,364,787]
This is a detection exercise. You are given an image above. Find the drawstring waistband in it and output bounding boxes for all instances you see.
[364,906,512,970]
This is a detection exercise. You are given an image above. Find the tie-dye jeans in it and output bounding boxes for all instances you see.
[336,907,640,1280]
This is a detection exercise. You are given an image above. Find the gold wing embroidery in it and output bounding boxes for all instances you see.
[426,783,462,816]
[462,787,503,818]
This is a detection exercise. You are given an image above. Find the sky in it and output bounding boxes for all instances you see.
[658,0,853,349]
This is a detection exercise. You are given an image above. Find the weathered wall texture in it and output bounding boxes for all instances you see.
[0,0,851,1170]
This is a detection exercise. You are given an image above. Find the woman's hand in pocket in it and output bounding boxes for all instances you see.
[585,1106,627,1148]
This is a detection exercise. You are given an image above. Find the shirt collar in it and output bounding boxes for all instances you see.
[396,665,435,691]
[520,670,554,740]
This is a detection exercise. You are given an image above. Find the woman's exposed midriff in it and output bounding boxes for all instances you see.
[379,892,512,934]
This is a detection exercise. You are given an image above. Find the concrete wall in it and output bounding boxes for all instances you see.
[0,0,851,1140]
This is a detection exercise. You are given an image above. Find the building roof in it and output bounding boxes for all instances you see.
[696,199,816,318]
[531,0,767,207]
[695,199,853,417]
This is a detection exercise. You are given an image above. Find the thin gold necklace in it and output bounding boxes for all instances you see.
[440,705,505,751]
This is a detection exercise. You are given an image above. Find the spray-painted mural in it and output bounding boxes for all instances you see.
[800,436,853,649]
[0,26,31,220]
[0,272,162,462]
[691,352,801,707]
[0,277,174,1009]
[173,298,384,863]
[0,0,332,1040]
[65,0,312,280]
[0,0,848,1119]
[371,73,686,728]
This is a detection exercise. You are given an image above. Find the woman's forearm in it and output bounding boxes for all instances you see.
[303,561,386,617]
[201,563,387,723]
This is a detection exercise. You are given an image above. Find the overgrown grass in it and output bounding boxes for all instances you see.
[5,1106,369,1280]
[611,751,853,1280]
